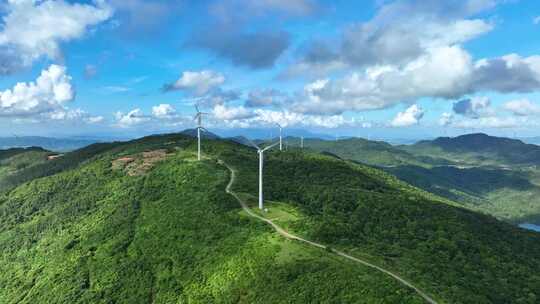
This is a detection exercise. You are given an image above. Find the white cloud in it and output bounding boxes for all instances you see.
[390,104,424,127]
[114,108,150,128]
[288,0,495,77]
[473,54,540,93]
[503,99,540,116]
[452,116,527,129]
[439,112,454,127]
[48,108,104,124]
[293,46,473,114]
[212,104,254,121]
[0,64,74,116]
[453,96,493,118]
[251,109,351,129]
[164,70,225,96]
[246,89,286,107]
[0,0,112,74]
[152,104,176,118]
[534,16,540,25]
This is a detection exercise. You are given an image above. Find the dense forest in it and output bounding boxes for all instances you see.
[0,134,424,303]
[0,133,539,303]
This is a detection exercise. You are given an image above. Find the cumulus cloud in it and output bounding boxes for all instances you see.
[48,108,104,124]
[210,0,319,21]
[251,109,352,129]
[212,104,254,121]
[287,0,494,76]
[503,99,540,116]
[246,89,286,107]
[291,48,540,115]
[152,104,177,118]
[114,108,150,128]
[109,0,182,36]
[453,96,493,118]
[472,54,540,93]
[163,70,225,95]
[390,104,424,127]
[292,46,473,114]
[439,112,454,127]
[189,29,290,69]
[0,0,112,74]
[0,64,74,116]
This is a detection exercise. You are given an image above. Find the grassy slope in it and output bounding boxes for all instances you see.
[213,142,540,304]
[0,135,423,304]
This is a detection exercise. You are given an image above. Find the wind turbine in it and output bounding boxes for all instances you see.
[275,123,283,151]
[300,136,304,149]
[247,139,279,210]
[194,105,209,161]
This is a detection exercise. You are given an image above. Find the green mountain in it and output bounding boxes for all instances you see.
[1,133,539,303]
[401,133,540,167]
[285,137,450,167]
[0,147,52,191]
[281,134,540,223]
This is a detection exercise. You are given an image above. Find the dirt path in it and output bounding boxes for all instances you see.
[220,160,439,304]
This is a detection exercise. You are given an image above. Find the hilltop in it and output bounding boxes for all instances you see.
[0,133,539,303]
[402,133,540,166]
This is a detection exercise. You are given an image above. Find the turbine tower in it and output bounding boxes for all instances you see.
[275,123,283,151]
[194,105,209,161]
[247,139,279,210]
[301,136,304,149]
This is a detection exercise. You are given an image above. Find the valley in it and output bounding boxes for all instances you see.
[291,134,540,226]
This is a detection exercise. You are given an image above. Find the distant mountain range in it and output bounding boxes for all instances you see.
[402,133,540,166]
[0,136,99,152]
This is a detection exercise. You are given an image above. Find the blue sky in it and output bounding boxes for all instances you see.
[0,0,540,140]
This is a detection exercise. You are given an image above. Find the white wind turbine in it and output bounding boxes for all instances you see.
[247,139,279,210]
[275,123,283,151]
[194,105,209,161]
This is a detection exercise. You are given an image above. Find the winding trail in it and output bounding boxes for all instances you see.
[219,160,439,304]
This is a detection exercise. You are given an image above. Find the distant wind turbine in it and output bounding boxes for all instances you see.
[247,139,279,210]
[194,105,209,161]
[300,136,304,149]
[275,123,283,151]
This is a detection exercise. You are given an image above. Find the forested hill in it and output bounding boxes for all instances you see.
[0,133,539,303]
[0,147,52,191]
[402,133,540,166]
[284,136,450,167]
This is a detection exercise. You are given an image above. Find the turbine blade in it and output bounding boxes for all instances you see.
[246,138,261,150]
[262,142,279,152]
[195,104,200,113]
